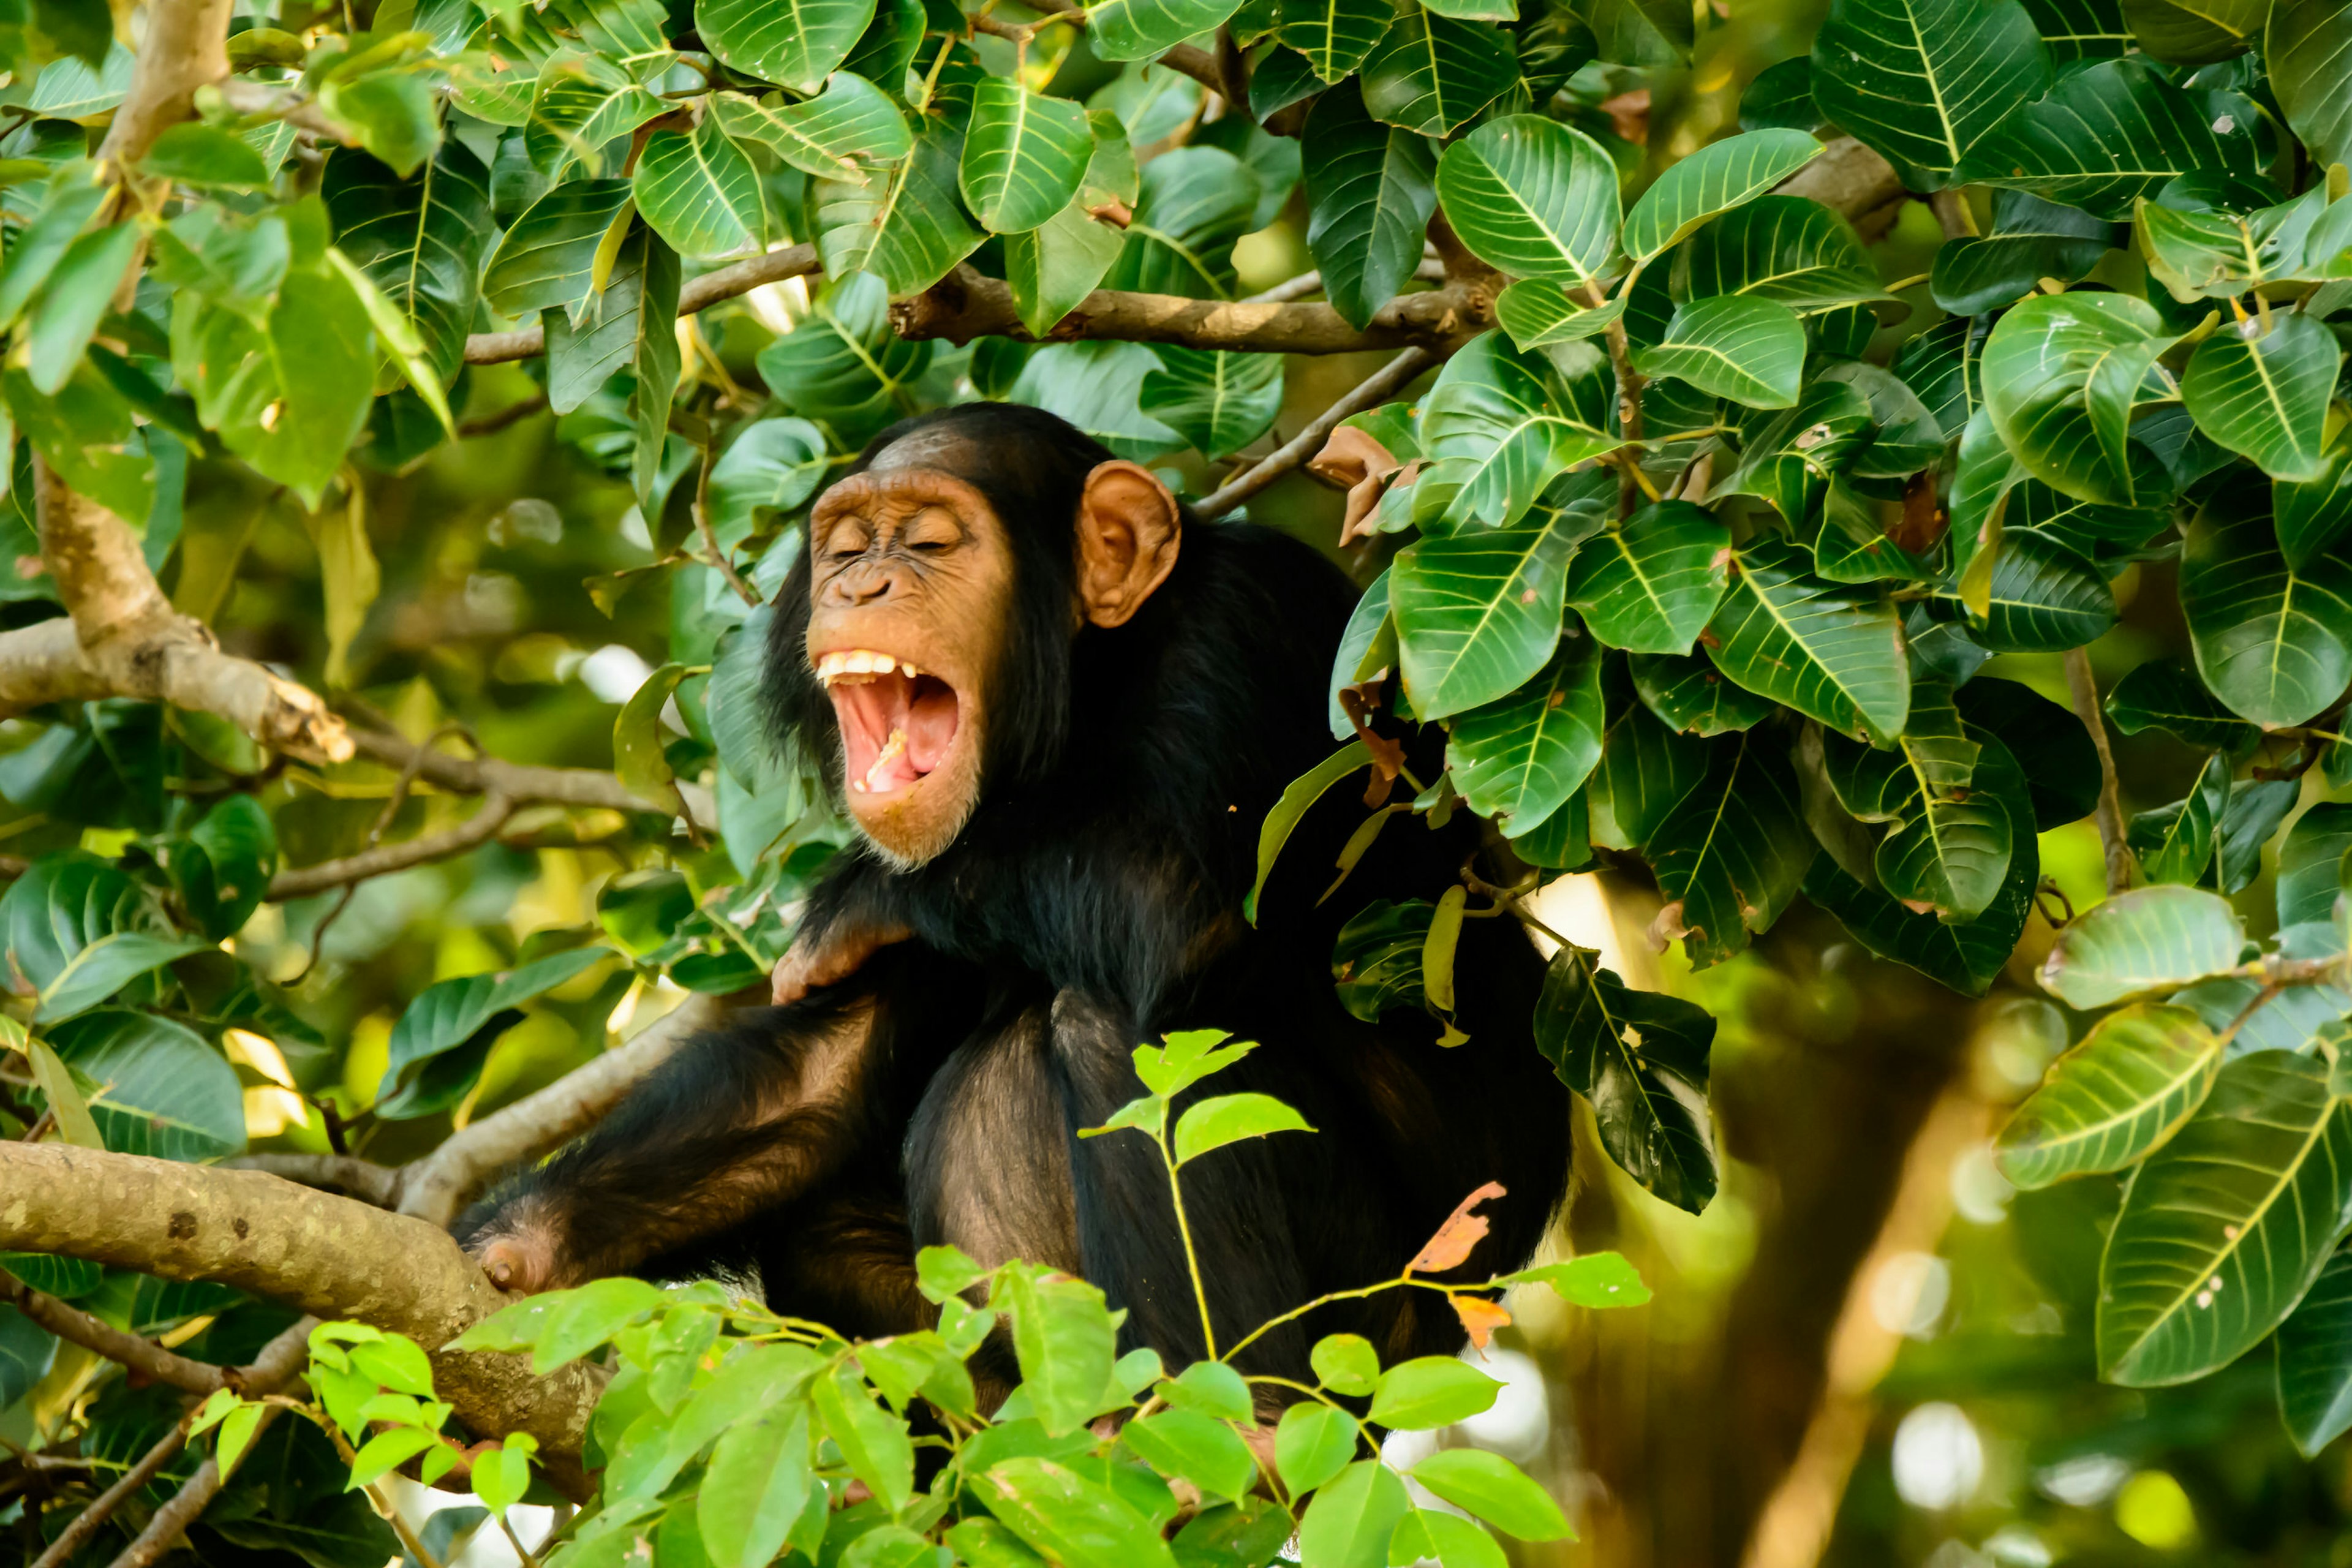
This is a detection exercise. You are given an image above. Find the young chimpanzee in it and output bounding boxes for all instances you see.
[462,403,1571,1390]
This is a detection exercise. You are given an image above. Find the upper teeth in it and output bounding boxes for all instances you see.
[816,649,924,685]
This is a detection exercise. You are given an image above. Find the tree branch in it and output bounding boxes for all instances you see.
[99,0,235,167]
[2065,647,2133,895]
[0,1143,601,1497]
[345,726,664,814]
[268,791,516,899]
[1195,348,1439,520]
[223,1152,402,1208]
[1,1270,227,1396]
[464,245,821,365]
[1778,136,1907,243]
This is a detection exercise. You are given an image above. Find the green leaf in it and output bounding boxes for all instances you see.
[28,42,132,118]
[1274,1401,1359,1493]
[1534,945,1717,1211]
[2100,1051,2352,1385]
[1172,1091,1315,1165]
[47,1009,246,1161]
[757,271,932,449]
[1369,1358,1502,1429]
[709,418,829,541]
[1562,500,1732,655]
[812,1360,916,1509]
[2106,658,2261,754]
[1807,0,2049,190]
[1631,294,1804,409]
[1417,332,1619,529]
[1389,515,1577,718]
[1312,1333,1381,1395]
[815,124,986,298]
[35,932,206,1023]
[2278,437,2352,571]
[1996,1002,2222,1189]
[2276,1248,2352,1456]
[973,1457,1181,1568]
[1645,729,1813,970]
[1587,699,1709,851]
[2179,481,2352,729]
[1246,741,1371,924]
[1492,282,1623,350]
[1953,57,2263,219]
[1628,650,1777,735]
[1967,527,2119,652]
[23,1036,104,1151]
[1333,899,1434,1021]
[0,160,107,332]
[1165,1359,1254,1420]
[2216,778,2298,894]
[627,234,683,509]
[481,178,635,318]
[711,77,911,186]
[1280,0,1395,80]
[1006,342,1182,461]
[2269,0,2352,171]
[1436,115,1619,288]
[322,141,494,387]
[695,0,877,92]
[1087,0,1246,61]
[2182,312,2340,483]
[1980,290,2173,507]
[1706,537,1909,744]
[1102,146,1258,300]
[374,947,609,1119]
[24,220,139,395]
[2124,0,2266,59]
[1140,346,1282,461]
[1360,4,1520,137]
[545,219,676,416]
[1673,195,1892,312]
[1411,1449,1572,1541]
[1620,127,1822,263]
[2035,883,2245,1009]
[634,114,769,259]
[1821,684,2014,921]
[1494,1250,1652,1305]
[143,121,274,190]
[960,80,1095,235]
[1446,635,1605,835]
[999,1267,1118,1437]
[1121,1411,1259,1501]
[698,1405,812,1568]
[524,50,668,177]
[2128,752,2230,886]
[1931,189,2115,315]
[1297,1460,1411,1568]
[1006,201,1127,337]
[2277,802,2352,927]
[1302,82,1438,331]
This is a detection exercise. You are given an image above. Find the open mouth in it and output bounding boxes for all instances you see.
[816,649,960,796]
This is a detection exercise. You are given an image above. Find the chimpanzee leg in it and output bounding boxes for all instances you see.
[459,969,907,1292]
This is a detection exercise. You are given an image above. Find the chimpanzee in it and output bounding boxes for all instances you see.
[461,403,1570,1392]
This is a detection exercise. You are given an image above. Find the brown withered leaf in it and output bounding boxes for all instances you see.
[1647,899,1692,954]
[1306,424,1401,491]
[1887,468,1948,556]
[1453,1295,1512,1353]
[1406,1180,1507,1275]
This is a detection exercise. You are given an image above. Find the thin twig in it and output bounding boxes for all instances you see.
[0,1270,226,1395]
[32,1427,189,1568]
[1195,349,1440,520]
[457,394,549,439]
[2064,647,2131,895]
[691,439,760,608]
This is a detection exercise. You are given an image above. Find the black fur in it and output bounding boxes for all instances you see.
[465,404,1572,1386]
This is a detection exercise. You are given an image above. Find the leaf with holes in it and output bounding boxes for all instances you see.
[1436,115,1620,287]
[1996,1003,2222,1189]
[1633,295,1805,409]
[1533,944,1717,1211]
[2100,1052,2352,1385]
[1808,0,2049,190]
[2179,481,2352,729]
[1706,537,1909,744]
[2182,312,2339,483]
[1302,83,1438,331]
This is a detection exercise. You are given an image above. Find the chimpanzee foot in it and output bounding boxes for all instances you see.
[470,1231,557,1294]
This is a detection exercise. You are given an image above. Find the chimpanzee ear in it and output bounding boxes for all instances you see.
[1076,461,1181,628]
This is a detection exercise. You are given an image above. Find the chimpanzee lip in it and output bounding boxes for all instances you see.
[816,647,962,798]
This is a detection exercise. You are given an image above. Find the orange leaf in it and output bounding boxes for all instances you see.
[1453,1295,1512,1353]
[1407,1181,1507,1275]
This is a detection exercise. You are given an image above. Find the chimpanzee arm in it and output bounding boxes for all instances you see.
[459,981,889,1292]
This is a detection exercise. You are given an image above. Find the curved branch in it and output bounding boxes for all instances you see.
[0,1142,601,1496]
[268,791,516,899]
[347,727,663,814]
[1,1270,227,1396]
[1196,348,1440,520]
[464,244,821,365]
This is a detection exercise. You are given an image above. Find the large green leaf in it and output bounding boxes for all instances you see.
[2180,312,2340,483]
[1561,500,1731,655]
[1139,347,1283,461]
[36,932,208,1023]
[1996,1003,2223,1188]
[2179,481,2352,729]
[47,1009,245,1161]
[633,114,770,259]
[1418,331,1619,529]
[1673,195,1891,311]
[1820,683,2013,921]
[1631,295,1804,409]
[1302,82,1439,331]
[1930,189,2114,315]
[1279,0,1396,80]
[375,947,611,1120]
[1493,282,1624,350]
[2269,0,2352,171]
[1446,635,1604,834]
[1619,127,1820,263]
[1952,57,2264,219]
[1359,4,1520,137]
[1104,146,1259,298]
[710,77,912,185]
[318,141,492,386]
[2099,1051,2352,1386]
[1006,342,1180,461]
[708,418,829,541]
[1646,730,1812,968]
[2277,802,2352,928]
[2105,658,2261,753]
[1586,698,1708,850]
[1628,650,1777,734]
[2277,1248,2352,1456]
[1966,527,2119,652]
[1980,289,2173,506]
[2124,0,2267,58]
[1534,945,1717,1212]
[2036,883,2245,1009]
[695,0,876,92]
[812,126,985,298]
[1706,537,1909,744]
[1434,115,1619,287]
[1088,0,1248,61]
[1389,514,1577,717]
[524,50,668,177]
[481,178,634,318]
[545,221,676,416]
[1807,0,2049,190]
[1006,201,1128,337]
[960,80,1095,236]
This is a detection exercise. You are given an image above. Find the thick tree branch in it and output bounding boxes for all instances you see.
[1196,349,1439,520]
[9,462,353,764]
[224,1153,402,1207]
[0,1142,601,1496]
[464,245,822,364]
[1,1270,227,1396]
[99,0,235,167]
[1779,136,1907,242]
[891,264,1494,353]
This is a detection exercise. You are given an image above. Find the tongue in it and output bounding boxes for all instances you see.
[830,672,957,793]
[905,680,956,772]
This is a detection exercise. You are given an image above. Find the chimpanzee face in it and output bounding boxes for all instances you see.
[804,428,1183,866]
[806,458,1015,865]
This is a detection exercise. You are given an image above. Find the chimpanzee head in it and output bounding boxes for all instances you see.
[765,404,1183,865]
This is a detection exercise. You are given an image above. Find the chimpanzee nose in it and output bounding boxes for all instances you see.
[831,565,905,606]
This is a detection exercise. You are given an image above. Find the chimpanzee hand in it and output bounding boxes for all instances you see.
[771,920,913,1006]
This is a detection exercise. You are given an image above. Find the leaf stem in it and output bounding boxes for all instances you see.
[1156,1105,1221,1361]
